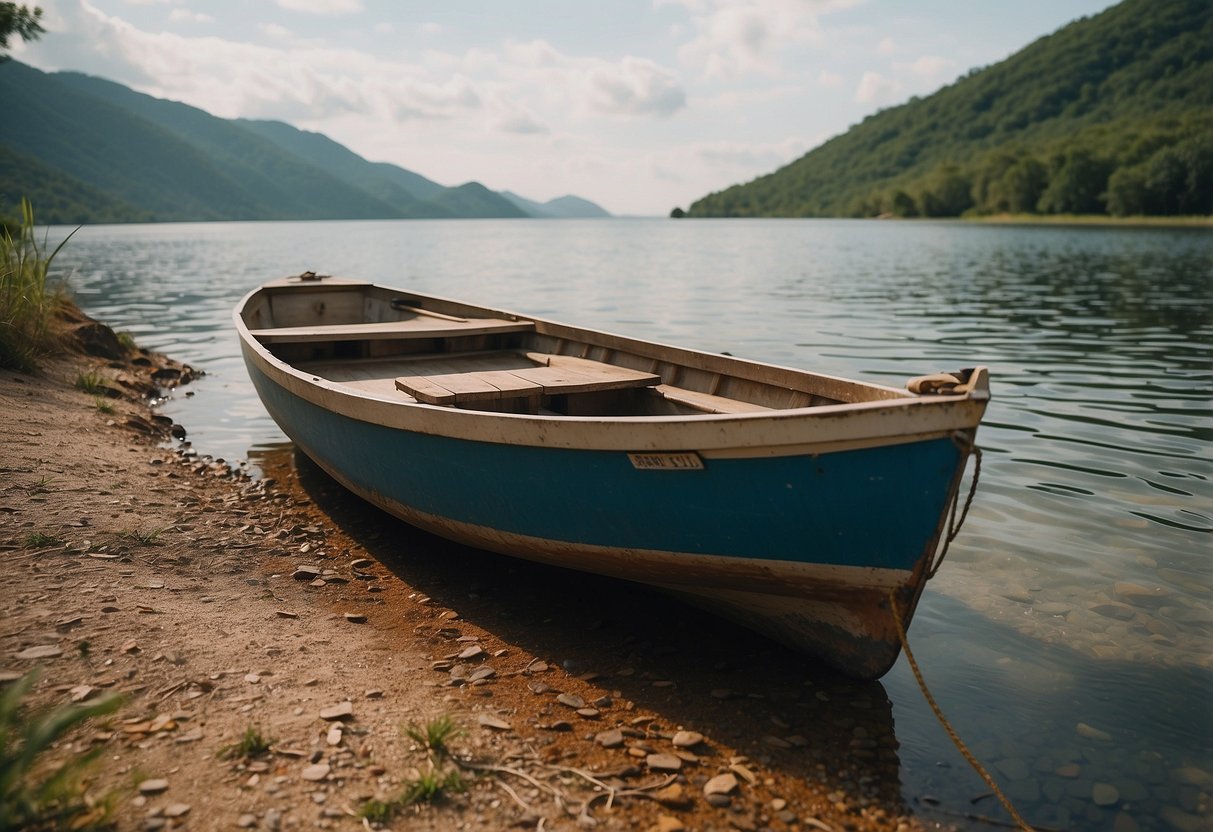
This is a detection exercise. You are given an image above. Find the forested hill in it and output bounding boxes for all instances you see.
[681,0,1212,219]
[0,62,609,224]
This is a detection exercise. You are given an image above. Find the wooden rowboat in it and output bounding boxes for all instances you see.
[235,273,989,679]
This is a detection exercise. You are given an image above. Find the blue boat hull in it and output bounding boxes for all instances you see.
[235,276,988,679]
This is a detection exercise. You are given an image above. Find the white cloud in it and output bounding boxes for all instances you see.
[817,70,842,88]
[275,0,363,15]
[168,10,213,25]
[854,70,900,104]
[901,54,955,80]
[673,0,861,78]
[691,137,806,169]
[584,56,685,117]
[876,36,896,55]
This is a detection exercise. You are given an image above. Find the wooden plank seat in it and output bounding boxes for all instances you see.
[249,317,534,344]
[395,352,661,406]
[654,385,773,414]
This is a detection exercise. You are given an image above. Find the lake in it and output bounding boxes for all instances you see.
[52,218,1212,830]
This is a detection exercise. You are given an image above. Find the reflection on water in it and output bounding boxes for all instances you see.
[52,219,1212,830]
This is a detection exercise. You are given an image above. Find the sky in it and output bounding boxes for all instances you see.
[15,0,1120,216]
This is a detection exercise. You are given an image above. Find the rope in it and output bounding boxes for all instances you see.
[888,592,1035,831]
[928,434,983,579]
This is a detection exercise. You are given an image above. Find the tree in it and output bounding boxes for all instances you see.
[0,3,43,62]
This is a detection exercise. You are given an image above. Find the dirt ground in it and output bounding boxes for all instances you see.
[0,312,970,831]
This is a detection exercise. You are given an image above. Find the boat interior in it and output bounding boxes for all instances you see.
[244,281,916,417]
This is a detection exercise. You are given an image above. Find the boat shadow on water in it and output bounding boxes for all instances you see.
[257,442,920,820]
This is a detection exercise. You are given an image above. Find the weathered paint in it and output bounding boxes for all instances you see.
[234,279,988,679]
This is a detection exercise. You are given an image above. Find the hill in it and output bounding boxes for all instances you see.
[681,0,1212,219]
[501,191,612,218]
[0,62,608,223]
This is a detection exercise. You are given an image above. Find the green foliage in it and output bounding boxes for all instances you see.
[0,198,72,372]
[73,370,108,395]
[93,398,114,414]
[217,725,274,761]
[21,531,61,548]
[687,0,1213,219]
[0,670,124,831]
[359,715,469,821]
[0,3,43,62]
[404,715,462,757]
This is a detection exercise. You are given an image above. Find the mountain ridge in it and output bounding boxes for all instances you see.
[0,62,610,224]
[680,0,1212,219]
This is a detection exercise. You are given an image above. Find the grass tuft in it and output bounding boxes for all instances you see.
[404,715,462,757]
[217,725,274,761]
[74,371,108,396]
[0,199,75,373]
[119,528,165,546]
[0,670,124,831]
[21,531,62,549]
[93,398,115,415]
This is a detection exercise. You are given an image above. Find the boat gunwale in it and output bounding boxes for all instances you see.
[234,280,990,454]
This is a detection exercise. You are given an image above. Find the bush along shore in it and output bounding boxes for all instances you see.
[0,303,994,832]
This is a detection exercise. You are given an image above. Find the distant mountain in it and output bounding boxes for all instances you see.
[502,191,612,218]
[681,0,1212,218]
[0,61,610,224]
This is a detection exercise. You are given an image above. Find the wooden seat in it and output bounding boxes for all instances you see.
[249,317,533,344]
[395,352,660,406]
[654,385,773,414]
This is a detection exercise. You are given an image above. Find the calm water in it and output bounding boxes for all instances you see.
[51,218,1212,830]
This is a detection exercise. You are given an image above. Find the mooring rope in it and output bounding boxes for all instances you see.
[888,592,1034,831]
[928,433,983,579]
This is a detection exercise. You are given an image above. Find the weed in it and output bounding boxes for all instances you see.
[0,199,75,373]
[115,331,137,351]
[21,531,62,549]
[25,476,55,496]
[119,528,165,546]
[217,725,274,761]
[404,715,462,757]
[0,670,124,831]
[357,768,468,822]
[74,371,108,396]
[93,398,114,415]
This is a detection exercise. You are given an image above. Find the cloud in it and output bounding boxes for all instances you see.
[691,137,806,168]
[275,0,363,14]
[168,10,213,25]
[817,70,842,88]
[585,56,685,117]
[854,70,900,104]
[901,54,955,81]
[672,0,862,78]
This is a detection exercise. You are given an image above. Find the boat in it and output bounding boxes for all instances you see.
[235,272,989,679]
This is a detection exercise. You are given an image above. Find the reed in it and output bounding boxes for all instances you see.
[0,199,76,373]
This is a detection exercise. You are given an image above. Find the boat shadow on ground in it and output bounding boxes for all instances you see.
[272,444,916,821]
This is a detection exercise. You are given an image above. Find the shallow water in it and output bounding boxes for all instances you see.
[52,218,1212,830]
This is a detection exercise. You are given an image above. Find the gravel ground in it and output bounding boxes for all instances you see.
[0,311,966,831]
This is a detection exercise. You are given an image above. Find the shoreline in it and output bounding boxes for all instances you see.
[0,308,952,831]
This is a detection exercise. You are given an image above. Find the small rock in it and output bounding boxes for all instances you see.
[458,645,485,660]
[576,708,600,719]
[704,773,739,796]
[244,673,261,684]
[728,763,757,784]
[596,729,625,748]
[1056,763,1081,778]
[650,816,685,832]
[1092,782,1119,806]
[15,645,63,660]
[292,565,321,580]
[557,693,586,709]
[343,613,367,624]
[163,804,190,818]
[1089,602,1136,621]
[467,666,496,683]
[326,725,343,746]
[770,798,787,811]
[653,783,690,808]
[301,763,330,781]
[365,689,384,699]
[236,814,257,828]
[478,714,512,731]
[672,730,704,748]
[138,778,169,794]
[647,753,682,772]
[1076,722,1112,742]
[319,701,353,721]
[710,688,735,700]
[350,558,373,570]
[1113,582,1171,608]
[705,793,731,808]
[275,610,298,619]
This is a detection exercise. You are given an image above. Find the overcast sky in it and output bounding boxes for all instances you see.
[16,0,1118,216]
